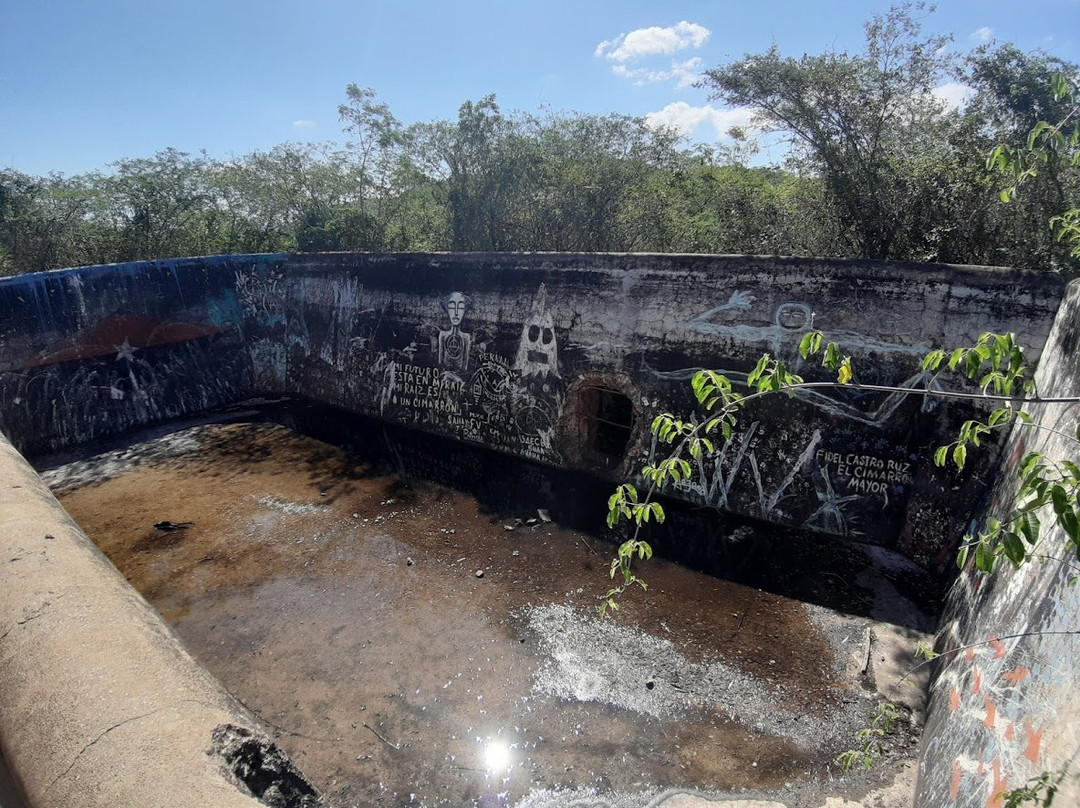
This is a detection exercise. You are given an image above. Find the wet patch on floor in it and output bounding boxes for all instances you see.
[43,420,929,808]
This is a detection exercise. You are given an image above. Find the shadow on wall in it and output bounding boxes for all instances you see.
[0,749,28,808]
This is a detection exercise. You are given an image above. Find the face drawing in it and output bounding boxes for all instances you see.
[515,284,559,380]
[445,292,469,327]
[439,291,472,369]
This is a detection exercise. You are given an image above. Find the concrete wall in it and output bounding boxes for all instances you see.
[0,430,319,808]
[239,253,1064,576]
[0,252,1077,807]
[0,254,279,457]
[0,253,1065,578]
[916,280,1080,806]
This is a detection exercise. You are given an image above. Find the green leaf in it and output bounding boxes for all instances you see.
[934,445,949,467]
[921,350,945,372]
[1052,484,1071,518]
[1059,507,1079,543]
[1017,510,1041,545]
[956,544,970,569]
[747,354,770,387]
[953,444,967,470]
[837,356,853,385]
[651,502,665,523]
[1019,453,1045,477]
[824,342,840,371]
[1001,531,1026,565]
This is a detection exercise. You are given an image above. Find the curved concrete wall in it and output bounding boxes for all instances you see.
[0,431,317,807]
[0,252,1075,807]
[916,279,1080,806]
[0,254,271,457]
[244,253,1063,576]
[0,253,1065,576]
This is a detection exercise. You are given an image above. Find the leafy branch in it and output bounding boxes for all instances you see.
[988,73,1080,259]
[601,327,849,614]
[1000,766,1072,807]
[602,326,1080,614]
[835,701,900,772]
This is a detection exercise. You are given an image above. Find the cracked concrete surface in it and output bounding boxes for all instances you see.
[0,431,311,808]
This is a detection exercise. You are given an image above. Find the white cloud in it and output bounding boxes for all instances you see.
[970,26,993,43]
[645,102,755,139]
[612,57,704,88]
[293,119,316,128]
[932,81,974,111]
[596,21,710,63]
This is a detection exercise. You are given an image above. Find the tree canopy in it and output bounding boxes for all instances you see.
[1,4,1077,276]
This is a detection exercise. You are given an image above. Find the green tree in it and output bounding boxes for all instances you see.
[700,3,957,260]
[0,169,100,273]
[962,46,1080,269]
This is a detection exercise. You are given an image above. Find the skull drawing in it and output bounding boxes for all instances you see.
[514,284,559,379]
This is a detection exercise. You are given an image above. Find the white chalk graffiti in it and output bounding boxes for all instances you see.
[687,292,929,363]
[437,291,473,372]
[515,284,560,379]
[234,266,287,327]
[647,419,869,536]
[804,467,864,536]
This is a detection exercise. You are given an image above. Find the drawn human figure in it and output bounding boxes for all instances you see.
[438,291,473,371]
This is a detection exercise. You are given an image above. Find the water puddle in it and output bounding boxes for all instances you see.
[41,411,930,807]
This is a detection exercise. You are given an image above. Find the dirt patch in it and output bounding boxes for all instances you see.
[46,421,921,808]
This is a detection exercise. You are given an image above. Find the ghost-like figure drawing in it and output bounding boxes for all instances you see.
[438,291,473,371]
[514,284,559,379]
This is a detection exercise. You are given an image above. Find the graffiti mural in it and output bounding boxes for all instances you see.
[235,262,290,388]
[920,560,1080,807]
[0,323,250,456]
[2,251,1061,580]
[515,284,560,380]
[314,282,571,465]
[437,291,473,372]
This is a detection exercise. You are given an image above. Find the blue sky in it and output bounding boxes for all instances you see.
[2,0,1078,177]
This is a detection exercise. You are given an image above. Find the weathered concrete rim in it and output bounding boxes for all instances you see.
[0,429,318,808]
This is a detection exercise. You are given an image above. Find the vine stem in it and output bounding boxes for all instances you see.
[754,379,1080,405]
[604,360,1080,612]
[897,630,1080,688]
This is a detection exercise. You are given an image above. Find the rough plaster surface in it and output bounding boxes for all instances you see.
[0,432,309,808]
[0,253,1066,576]
[916,280,1080,806]
[0,252,1077,807]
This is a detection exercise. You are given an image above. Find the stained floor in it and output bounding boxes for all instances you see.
[43,419,926,808]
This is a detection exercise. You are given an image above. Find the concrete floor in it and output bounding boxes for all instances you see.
[42,420,930,808]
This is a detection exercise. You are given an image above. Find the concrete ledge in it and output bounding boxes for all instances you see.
[0,431,318,807]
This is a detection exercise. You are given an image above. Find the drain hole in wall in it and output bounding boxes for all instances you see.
[579,386,634,470]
